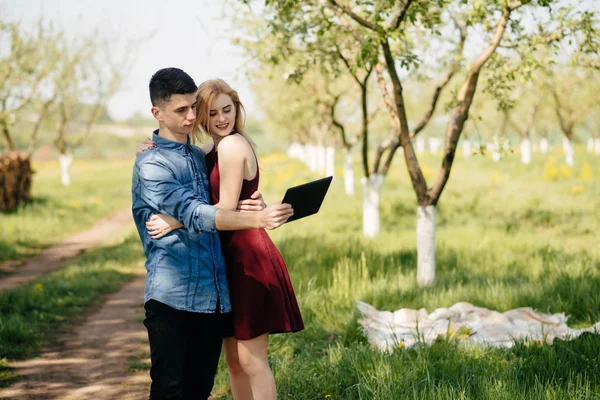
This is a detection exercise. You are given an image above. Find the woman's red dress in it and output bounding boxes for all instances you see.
[205,143,304,340]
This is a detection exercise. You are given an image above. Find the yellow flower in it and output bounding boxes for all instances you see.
[572,185,584,195]
[324,395,332,399]
[34,283,43,293]
[398,343,405,349]
[58,209,66,216]
[579,163,593,181]
[69,200,81,208]
[543,158,558,181]
[490,172,506,184]
[559,165,571,178]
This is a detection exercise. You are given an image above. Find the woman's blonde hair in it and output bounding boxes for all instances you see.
[193,78,256,150]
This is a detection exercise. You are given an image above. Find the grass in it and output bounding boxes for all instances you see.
[0,159,134,264]
[1,143,599,398]
[208,144,600,399]
[0,233,143,387]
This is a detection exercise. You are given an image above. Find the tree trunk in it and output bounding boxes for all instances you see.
[462,139,472,157]
[59,153,73,186]
[325,146,335,178]
[343,148,354,195]
[595,138,600,155]
[1,119,15,151]
[562,138,574,167]
[491,136,501,162]
[429,137,442,155]
[306,144,318,171]
[416,205,436,287]
[540,138,549,153]
[587,138,594,153]
[520,138,532,165]
[317,144,326,173]
[287,142,303,159]
[415,137,425,154]
[361,174,384,238]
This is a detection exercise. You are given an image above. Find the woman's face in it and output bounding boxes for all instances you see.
[208,93,236,138]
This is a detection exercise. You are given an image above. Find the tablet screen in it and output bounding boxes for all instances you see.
[281,176,333,223]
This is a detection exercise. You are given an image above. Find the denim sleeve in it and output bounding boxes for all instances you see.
[134,157,217,234]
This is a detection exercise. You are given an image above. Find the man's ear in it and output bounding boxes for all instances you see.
[151,106,162,121]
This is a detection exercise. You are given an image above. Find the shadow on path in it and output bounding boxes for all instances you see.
[0,277,150,400]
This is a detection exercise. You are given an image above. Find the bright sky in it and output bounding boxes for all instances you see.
[6,0,254,121]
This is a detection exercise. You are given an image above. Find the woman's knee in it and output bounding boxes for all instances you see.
[237,353,269,377]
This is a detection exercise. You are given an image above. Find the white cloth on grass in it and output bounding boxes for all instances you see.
[357,301,600,352]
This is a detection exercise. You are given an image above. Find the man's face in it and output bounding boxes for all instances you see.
[152,93,197,137]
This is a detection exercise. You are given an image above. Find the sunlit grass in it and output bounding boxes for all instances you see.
[1,144,599,398]
[211,144,600,399]
[0,159,134,263]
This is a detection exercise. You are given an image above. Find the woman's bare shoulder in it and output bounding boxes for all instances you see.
[218,134,253,155]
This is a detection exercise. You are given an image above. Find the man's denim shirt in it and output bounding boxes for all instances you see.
[132,130,231,313]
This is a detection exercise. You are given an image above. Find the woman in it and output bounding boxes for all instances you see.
[140,79,304,400]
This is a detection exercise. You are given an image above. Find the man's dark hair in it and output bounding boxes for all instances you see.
[149,68,197,107]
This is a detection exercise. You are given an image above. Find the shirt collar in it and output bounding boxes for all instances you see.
[152,129,191,151]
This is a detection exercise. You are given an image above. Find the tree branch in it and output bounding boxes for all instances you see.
[389,0,413,31]
[328,0,384,34]
[428,6,513,204]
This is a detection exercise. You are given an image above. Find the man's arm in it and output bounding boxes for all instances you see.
[136,156,217,234]
[136,155,293,233]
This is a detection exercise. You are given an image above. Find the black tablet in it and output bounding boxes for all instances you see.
[282,176,333,223]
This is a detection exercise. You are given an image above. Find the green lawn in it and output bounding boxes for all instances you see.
[0,159,134,264]
[1,145,599,398]
[211,145,600,399]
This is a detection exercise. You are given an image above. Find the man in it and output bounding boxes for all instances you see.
[131,67,293,400]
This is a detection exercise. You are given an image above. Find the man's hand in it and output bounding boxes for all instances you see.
[237,190,266,212]
[259,202,293,230]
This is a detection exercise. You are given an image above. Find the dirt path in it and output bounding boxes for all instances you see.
[0,276,151,400]
[0,207,133,293]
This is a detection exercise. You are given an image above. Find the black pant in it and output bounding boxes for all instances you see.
[144,300,226,400]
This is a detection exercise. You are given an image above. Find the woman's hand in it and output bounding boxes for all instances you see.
[136,138,156,156]
[146,214,183,239]
[237,190,266,212]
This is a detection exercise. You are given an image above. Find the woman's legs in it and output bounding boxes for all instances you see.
[236,334,276,400]
[224,337,253,400]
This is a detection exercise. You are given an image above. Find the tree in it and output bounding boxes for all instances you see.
[0,18,58,152]
[241,0,597,286]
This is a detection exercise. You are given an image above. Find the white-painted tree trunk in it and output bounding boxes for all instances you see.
[540,138,549,154]
[428,137,442,155]
[416,205,436,287]
[562,138,574,167]
[520,138,532,165]
[287,142,305,160]
[297,144,307,164]
[415,138,425,154]
[595,139,600,155]
[462,140,472,157]
[343,150,354,196]
[325,146,335,178]
[306,144,318,171]
[588,138,595,153]
[59,154,73,186]
[316,145,326,174]
[361,174,384,238]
